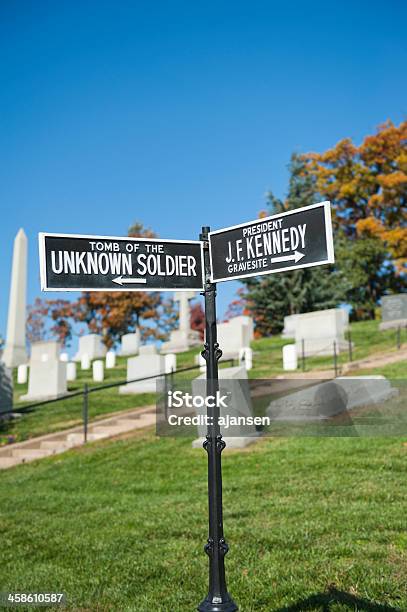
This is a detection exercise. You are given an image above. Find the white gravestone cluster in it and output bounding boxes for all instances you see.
[74,334,107,362]
[119,344,165,394]
[191,365,260,449]
[2,229,28,368]
[121,330,141,356]
[21,341,67,401]
[161,292,201,353]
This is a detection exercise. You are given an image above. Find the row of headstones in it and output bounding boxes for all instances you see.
[16,341,181,401]
[13,314,255,402]
[281,296,407,366]
[280,296,406,369]
[70,315,254,362]
[15,340,253,402]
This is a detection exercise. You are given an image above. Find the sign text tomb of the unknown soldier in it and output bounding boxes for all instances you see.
[208,201,334,283]
[39,233,204,292]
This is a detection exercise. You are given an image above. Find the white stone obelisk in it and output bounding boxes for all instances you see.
[2,229,28,368]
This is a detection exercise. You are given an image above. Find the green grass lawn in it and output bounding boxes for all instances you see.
[0,433,406,611]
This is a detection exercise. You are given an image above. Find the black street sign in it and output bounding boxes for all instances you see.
[39,233,204,291]
[208,201,334,283]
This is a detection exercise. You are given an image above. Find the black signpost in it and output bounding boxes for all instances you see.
[39,201,334,612]
[198,227,238,612]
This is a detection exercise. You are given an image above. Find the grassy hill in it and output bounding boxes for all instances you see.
[0,432,405,611]
[2,319,405,446]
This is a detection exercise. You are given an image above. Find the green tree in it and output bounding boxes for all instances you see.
[335,232,400,320]
[242,153,346,335]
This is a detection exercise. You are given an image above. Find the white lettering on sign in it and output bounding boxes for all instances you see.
[224,222,307,269]
[50,250,198,278]
[51,251,133,276]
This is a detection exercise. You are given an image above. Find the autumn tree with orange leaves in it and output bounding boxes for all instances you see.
[302,120,406,318]
[304,120,407,273]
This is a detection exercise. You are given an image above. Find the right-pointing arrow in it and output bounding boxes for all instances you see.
[270,251,305,265]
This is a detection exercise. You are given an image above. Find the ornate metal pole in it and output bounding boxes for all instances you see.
[198,226,238,612]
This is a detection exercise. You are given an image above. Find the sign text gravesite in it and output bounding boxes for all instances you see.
[209,201,334,283]
[39,233,204,291]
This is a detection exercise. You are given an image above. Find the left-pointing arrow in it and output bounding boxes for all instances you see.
[112,276,147,286]
[269,251,305,265]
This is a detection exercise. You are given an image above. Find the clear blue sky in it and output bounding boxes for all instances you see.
[1,1,406,346]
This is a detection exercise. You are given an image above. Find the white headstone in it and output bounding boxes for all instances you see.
[161,292,201,353]
[267,376,398,422]
[81,354,90,370]
[67,361,77,381]
[21,341,67,401]
[379,294,407,330]
[191,366,260,448]
[283,308,349,342]
[283,344,297,371]
[239,347,253,371]
[119,354,165,394]
[0,362,13,415]
[30,341,60,362]
[231,316,254,341]
[217,316,253,360]
[121,331,141,356]
[60,352,69,362]
[74,334,106,362]
[2,229,28,367]
[295,308,350,357]
[106,350,116,369]
[93,360,104,382]
[282,314,300,338]
[198,353,206,373]
[164,353,177,374]
[17,363,28,384]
